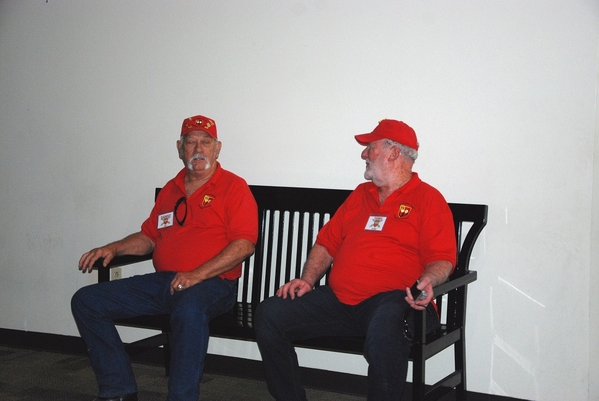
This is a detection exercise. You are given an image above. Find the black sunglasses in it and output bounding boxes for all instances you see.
[174,196,187,226]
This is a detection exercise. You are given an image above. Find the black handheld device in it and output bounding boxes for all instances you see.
[410,281,426,301]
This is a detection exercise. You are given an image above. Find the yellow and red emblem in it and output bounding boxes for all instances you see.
[201,194,215,208]
[396,204,413,219]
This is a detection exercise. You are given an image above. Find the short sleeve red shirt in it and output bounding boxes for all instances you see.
[141,163,258,280]
[317,173,456,305]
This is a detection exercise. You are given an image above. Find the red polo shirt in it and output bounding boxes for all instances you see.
[141,164,258,280]
[317,173,456,305]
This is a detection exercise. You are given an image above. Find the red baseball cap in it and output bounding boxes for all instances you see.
[355,119,418,150]
[181,115,217,138]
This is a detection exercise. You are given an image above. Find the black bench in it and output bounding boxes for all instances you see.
[95,184,487,401]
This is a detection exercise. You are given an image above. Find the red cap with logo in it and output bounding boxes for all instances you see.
[181,115,217,138]
[354,119,418,150]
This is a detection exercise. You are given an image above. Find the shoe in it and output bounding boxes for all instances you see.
[94,393,138,401]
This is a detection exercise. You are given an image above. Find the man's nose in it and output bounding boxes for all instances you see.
[361,147,368,160]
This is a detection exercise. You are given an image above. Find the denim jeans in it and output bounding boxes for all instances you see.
[254,286,440,401]
[71,272,236,401]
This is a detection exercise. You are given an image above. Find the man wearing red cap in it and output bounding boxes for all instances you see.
[72,115,258,401]
[255,119,456,400]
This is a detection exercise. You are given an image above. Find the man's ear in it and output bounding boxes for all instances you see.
[388,145,401,161]
[176,140,183,159]
[215,140,222,159]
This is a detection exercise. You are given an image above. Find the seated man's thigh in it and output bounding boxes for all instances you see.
[358,290,408,336]
[358,290,440,352]
[357,291,410,361]
[255,286,357,341]
[72,272,174,320]
[170,277,236,322]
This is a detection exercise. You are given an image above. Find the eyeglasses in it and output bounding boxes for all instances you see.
[174,196,187,226]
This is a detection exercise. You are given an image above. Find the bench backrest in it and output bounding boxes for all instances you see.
[247,185,350,294]
[443,202,487,330]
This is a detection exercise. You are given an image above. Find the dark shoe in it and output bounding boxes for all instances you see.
[94,393,138,401]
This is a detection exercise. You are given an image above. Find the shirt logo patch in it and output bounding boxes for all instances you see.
[158,212,174,228]
[365,215,387,231]
[201,194,215,208]
[396,204,413,219]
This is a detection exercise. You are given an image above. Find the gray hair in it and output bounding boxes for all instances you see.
[178,136,185,158]
[385,139,418,162]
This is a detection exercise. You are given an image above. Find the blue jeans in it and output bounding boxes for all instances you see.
[71,272,236,401]
[254,286,440,401]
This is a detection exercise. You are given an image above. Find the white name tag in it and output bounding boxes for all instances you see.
[158,212,174,229]
[365,215,387,231]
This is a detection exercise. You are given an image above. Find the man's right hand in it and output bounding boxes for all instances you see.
[77,232,154,274]
[276,278,313,300]
[78,245,117,273]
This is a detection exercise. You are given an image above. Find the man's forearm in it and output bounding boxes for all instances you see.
[421,260,453,287]
[191,238,255,281]
[110,232,155,256]
[300,243,334,287]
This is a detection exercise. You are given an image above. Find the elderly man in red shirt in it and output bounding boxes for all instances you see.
[72,115,258,401]
[255,119,456,401]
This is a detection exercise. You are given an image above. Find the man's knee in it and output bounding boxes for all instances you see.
[255,296,286,339]
[254,296,273,329]
[170,300,210,329]
[71,284,98,318]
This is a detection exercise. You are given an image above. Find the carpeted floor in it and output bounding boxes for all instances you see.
[0,346,366,401]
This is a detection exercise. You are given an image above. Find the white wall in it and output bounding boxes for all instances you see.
[591,59,599,401]
[1,1,597,400]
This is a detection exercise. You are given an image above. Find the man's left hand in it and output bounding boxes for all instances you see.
[170,271,203,295]
[405,276,434,310]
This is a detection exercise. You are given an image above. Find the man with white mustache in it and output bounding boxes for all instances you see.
[255,119,456,401]
[72,114,258,401]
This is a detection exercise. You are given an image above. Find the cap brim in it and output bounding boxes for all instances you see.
[354,132,380,145]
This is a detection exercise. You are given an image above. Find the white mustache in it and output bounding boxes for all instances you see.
[190,153,208,163]
[187,153,211,170]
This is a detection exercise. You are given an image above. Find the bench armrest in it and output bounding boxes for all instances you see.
[433,271,477,297]
[411,271,478,344]
[92,253,153,269]
[93,253,153,282]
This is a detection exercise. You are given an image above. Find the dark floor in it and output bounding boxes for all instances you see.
[0,345,525,401]
[0,345,366,401]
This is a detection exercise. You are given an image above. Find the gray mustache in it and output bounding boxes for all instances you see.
[190,154,208,162]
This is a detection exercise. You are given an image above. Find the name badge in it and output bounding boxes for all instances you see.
[365,215,387,231]
[158,212,174,229]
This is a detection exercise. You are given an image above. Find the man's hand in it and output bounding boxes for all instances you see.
[276,278,313,300]
[78,245,117,273]
[405,276,434,311]
[78,232,154,274]
[170,270,205,295]
[405,260,453,310]
[168,238,255,295]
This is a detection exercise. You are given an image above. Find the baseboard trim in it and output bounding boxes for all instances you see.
[0,327,88,355]
[0,328,524,400]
